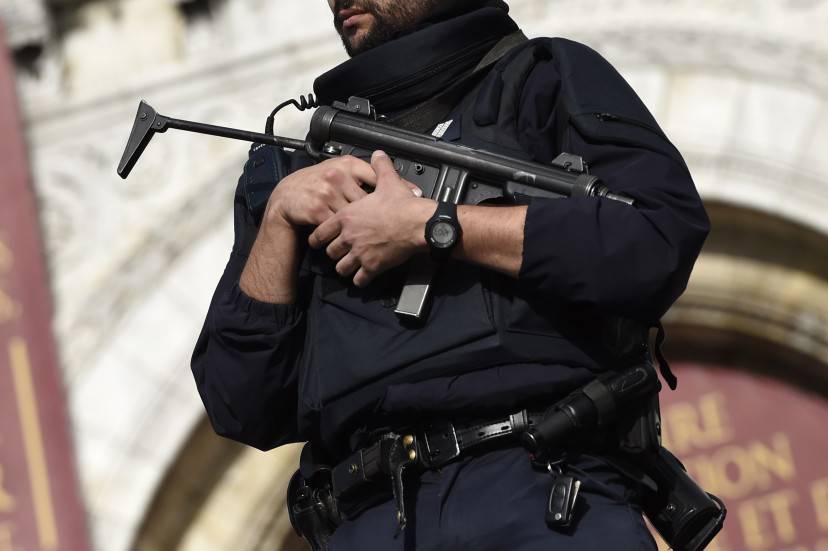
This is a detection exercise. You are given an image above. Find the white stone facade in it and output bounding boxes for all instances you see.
[3,0,828,549]
[0,0,49,48]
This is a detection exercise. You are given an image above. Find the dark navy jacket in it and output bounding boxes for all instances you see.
[191,38,709,455]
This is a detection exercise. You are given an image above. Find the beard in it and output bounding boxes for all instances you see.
[333,0,442,56]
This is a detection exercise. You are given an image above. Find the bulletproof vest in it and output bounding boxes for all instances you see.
[237,38,673,419]
[442,38,665,364]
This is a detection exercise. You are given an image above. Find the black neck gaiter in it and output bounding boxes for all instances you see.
[313,7,519,115]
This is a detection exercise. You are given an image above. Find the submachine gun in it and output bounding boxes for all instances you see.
[117,96,726,550]
[117,96,632,321]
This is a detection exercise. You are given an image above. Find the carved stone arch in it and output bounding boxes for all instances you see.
[121,144,310,551]
[13,1,828,548]
[56,151,277,551]
[131,417,306,551]
[58,148,244,379]
[665,201,828,396]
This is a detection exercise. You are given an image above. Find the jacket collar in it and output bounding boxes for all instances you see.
[313,7,518,115]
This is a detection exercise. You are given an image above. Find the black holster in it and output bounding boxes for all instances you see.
[286,467,341,551]
[614,384,726,551]
[638,447,726,551]
[523,363,726,551]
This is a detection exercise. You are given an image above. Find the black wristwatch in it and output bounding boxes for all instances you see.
[425,201,462,261]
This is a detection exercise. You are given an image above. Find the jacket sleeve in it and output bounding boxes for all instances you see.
[515,56,710,323]
[191,148,308,451]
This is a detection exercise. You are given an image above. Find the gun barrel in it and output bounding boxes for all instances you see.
[310,107,631,204]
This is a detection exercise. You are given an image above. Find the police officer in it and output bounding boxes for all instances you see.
[191,1,710,549]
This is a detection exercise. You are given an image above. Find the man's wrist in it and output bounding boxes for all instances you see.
[262,201,296,236]
[240,209,301,304]
[454,204,527,278]
[409,198,436,253]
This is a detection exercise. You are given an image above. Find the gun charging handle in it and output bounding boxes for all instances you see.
[521,363,660,455]
[117,100,308,179]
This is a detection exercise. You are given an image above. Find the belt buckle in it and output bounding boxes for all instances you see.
[421,421,461,468]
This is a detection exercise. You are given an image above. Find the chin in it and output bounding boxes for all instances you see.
[344,30,373,55]
[349,24,372,42]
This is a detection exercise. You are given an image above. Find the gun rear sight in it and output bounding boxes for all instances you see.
[117,100,307,179]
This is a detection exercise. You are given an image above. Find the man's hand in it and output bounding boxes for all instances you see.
[265,155,376,228]
[309,151,433,288]
[240,155,376,304]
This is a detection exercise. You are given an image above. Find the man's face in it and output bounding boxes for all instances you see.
[327,0,443,56]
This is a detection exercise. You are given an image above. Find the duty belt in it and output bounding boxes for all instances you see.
[331,410,545,529]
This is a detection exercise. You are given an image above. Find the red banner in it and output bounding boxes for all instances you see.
[0,23,91,551]
[659,363,828,551]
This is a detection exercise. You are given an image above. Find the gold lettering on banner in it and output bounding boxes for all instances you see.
[9,337,58,550]
[661,392,733,454]
[749,432,796,482]
[0,289,20,325]
[0,465,16,513]
[812,477,828,531]
[766,490,799,544]
[739,489,799,549]
[777,522,828,551]
[0,236,19,325]
[0,237,11,273]
[682,432,795,499]
[0,522,19,551]
[739,496,769,549]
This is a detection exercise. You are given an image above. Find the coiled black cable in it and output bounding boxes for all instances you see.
[265,93,319,135]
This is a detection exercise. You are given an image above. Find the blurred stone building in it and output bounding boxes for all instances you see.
[1,0,827,550]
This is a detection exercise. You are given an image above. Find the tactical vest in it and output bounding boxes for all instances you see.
[239,38,677,420]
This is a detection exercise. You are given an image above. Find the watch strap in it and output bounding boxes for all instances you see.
[425,201,461,261]
[434,200,457,219]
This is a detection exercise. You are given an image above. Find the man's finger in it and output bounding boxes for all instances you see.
[309,206,336,227]
[336,253,360,277]
[343,180,369,203]
[371,150,400,186]
[407,183,423,197]
[344,157,378,188]
[308,216,342,249]
[353,266,374,288]
[326,236,350,261]
[328,191,350,213]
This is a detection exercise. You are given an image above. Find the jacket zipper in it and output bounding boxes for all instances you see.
[594,112,662,136]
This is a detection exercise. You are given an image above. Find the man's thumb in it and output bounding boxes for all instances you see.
[371,150,422,196]
[371,150,397,184]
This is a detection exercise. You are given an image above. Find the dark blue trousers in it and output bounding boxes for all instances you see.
[329,447,658,550]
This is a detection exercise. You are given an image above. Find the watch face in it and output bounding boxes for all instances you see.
[431,221,456,248]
